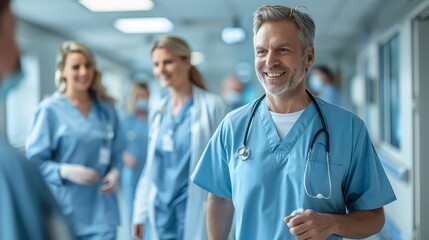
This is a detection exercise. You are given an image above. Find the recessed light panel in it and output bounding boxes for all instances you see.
[114,18,174,33]
[79,0,154,12]
[221,26,246,44]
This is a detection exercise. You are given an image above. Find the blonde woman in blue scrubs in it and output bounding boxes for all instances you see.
[132,36,227,240]
[26,41,125,240]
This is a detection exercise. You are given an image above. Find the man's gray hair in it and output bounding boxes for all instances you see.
[253,5,316,50]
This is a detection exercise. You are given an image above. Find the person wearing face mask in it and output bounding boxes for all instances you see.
[0,0,75,239]
[308,65,344,108]
[120,81,150,240]
[221,75,245,112]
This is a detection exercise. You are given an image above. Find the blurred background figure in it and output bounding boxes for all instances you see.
[120,81,150,240]
[0,0,75,239]
[221,75,245,111]
[25,40,125,240]
[308,65,345,108]
[132,35,227,240]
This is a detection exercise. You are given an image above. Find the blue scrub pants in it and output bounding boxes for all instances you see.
[156,199,186,240]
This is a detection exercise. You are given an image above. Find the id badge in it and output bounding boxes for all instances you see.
[99,147,111,165]
[162,133,174,152]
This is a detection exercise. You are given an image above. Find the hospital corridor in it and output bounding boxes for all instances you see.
[1,0,429,239]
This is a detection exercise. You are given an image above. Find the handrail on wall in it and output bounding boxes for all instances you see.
[378,153,409,182]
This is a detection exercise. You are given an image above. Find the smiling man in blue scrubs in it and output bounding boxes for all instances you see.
[191,5,396,240]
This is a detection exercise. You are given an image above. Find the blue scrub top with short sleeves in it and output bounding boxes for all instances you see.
[192,97,396,240]
[25,94,126,236]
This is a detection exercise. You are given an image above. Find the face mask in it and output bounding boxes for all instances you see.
[224,91,242,106]
[309,75,323,94]
[0,64,24,97]
[135,98,149,111]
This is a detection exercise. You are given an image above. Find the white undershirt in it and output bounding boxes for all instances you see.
[270,109,305,140]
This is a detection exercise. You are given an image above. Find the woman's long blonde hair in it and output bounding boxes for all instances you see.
[151,35,207,90]
[55,40,115,103]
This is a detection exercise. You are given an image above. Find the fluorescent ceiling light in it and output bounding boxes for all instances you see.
[79,0,154,12]
[114,18,173,33]
[221,26,246,44]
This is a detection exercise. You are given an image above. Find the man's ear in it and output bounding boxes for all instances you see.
[306,46,315,68]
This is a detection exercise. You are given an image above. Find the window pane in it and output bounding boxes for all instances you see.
[378,34,400,149]
[389,35,400,148]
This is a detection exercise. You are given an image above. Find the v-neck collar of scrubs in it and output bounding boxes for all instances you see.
[168,96,194,129]
[58,94,96,121]
[258,98,318,154]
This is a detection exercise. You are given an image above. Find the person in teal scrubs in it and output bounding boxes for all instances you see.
[26,40,125,239]
[0,1,75,239]
[120,81,150,239]
[191,5,396,240]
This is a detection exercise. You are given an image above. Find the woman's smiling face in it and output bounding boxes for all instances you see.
[60,52,94,94]
[152,47,191,89]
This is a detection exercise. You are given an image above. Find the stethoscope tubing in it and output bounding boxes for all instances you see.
[243,94,266,147]
[237,89,332,199]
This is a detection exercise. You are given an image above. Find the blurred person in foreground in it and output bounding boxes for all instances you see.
[309,65,344,108]
[25,40,126,240]
[0,0,75,239]
[120,81,150,239]
[132,35,227,240]
[191,5,395,240]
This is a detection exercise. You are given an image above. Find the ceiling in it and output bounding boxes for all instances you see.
[11,0,385,84]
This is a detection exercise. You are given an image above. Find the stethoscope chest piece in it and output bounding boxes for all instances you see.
[237,145,251,160]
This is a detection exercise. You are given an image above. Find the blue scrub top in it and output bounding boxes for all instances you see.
[192,97,396,240]
[0,139,76,240]
[121,112,149,188]
[25,94,126,236]
[152,97,193,239]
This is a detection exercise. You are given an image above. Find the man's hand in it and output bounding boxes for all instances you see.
[285,209,333,240]
[284,208,385,239]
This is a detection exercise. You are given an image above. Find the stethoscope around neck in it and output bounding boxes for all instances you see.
[237,89,332,200]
